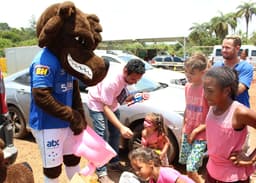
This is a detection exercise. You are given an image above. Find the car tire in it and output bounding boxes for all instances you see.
[8,105,28,139]
[128,122,179,164]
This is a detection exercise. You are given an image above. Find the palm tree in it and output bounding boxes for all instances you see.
[236,1,256,42]
[210,11,238,40]
[189,22,211,45]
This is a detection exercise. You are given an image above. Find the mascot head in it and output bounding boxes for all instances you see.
[36,1,109,86]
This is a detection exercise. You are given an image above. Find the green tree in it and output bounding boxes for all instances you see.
[236,1,256,42]
[210,11,237,40]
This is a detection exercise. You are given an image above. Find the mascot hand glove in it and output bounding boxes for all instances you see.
[70,109,87,135]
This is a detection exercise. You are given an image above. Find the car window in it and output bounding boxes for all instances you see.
[154,57,163,62]
[101,56,121,64]
[173,57,182,62]
[164,57,172,62]
[127,77,161,93]
[15,73,31,86]
[252,50,256,56]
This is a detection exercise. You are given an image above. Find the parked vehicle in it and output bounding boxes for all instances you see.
[0,69,18,165]
[212,45,256,68]
[150,55,184,70]
[95,51,187,86]
[4,63,185,162]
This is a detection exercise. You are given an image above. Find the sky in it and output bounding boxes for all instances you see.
[1,0,255,41]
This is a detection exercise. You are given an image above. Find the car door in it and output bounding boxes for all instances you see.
[13,72,31,121]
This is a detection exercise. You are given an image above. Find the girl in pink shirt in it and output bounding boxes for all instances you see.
[141,113,170,166]
[203,66,256,183]
[129,147,195,183]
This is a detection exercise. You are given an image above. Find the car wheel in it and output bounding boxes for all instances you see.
[128,122,179,164]
[8,106,28,139]
[167,129,179,163]
[128,122,144,150]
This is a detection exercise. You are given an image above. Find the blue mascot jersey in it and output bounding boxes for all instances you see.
[29,48,74,130]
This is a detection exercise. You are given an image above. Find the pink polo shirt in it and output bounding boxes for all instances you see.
[206,101,254,182]
[88,68,127,112]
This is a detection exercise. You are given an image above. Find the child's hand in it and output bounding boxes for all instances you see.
[187,131,196,144]
[229,151,253,166]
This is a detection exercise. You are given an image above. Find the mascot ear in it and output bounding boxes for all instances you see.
[87,14,103,49]
[37,1,76,47]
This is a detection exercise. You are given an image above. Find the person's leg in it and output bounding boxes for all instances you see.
[108,109,121,163]
[63,128,81,180]
[89,109,114,183]
[31,128,68,183]
[187,140,206,183]
[178,134,190,165]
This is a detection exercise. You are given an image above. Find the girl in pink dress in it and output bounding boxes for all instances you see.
[203,66,256,183]
[129,147,195,183]
[141,113,170,166]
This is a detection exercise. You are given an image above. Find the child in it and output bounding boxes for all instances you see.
[203,66,256,182]
[129,147,195,183]
[141,112,170,166]
[179,53,209,183]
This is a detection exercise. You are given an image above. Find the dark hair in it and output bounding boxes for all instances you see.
[125,59,145,75]
[184,53,207,71]
[224,35,242,47]
[204,66,238,100]
[128,147,161,167]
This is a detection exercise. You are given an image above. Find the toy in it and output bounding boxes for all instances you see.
[73,126,117,176]
[127,92,150,106]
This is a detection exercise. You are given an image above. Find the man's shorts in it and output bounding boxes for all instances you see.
[32,128,76,168]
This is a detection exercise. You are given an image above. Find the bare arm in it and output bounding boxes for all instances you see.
[103,105,133,139]
[188,124,206,144]
[160,135,170,157]
[235,106,256,129]
[237,83,247,95]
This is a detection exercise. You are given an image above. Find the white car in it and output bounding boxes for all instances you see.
[95,50,187,86]
[5,63,185,163]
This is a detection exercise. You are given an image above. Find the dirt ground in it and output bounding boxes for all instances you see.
[13,73,256,183]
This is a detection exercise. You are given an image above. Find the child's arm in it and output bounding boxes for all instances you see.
[229,148,256,166]
[188,124,206,144]
[159,135,170,159]
[234,105,256,129]
[141,129,147,147]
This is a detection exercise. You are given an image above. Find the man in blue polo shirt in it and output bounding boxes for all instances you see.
[214,35,253,108]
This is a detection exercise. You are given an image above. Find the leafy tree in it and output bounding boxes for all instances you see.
[236,1,256,42]
[210,11,237,40]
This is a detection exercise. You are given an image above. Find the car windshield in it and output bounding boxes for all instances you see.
[118,55,153,70]
[128,76,161,93]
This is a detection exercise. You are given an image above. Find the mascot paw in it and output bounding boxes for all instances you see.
[70,110,87,135]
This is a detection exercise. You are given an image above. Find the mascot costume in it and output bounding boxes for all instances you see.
[29,1,109,182]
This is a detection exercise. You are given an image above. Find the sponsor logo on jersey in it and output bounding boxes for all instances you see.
[46,139,60,148]
[35,65,49,76]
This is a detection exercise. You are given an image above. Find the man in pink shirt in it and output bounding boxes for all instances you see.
[88,59,145,183]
